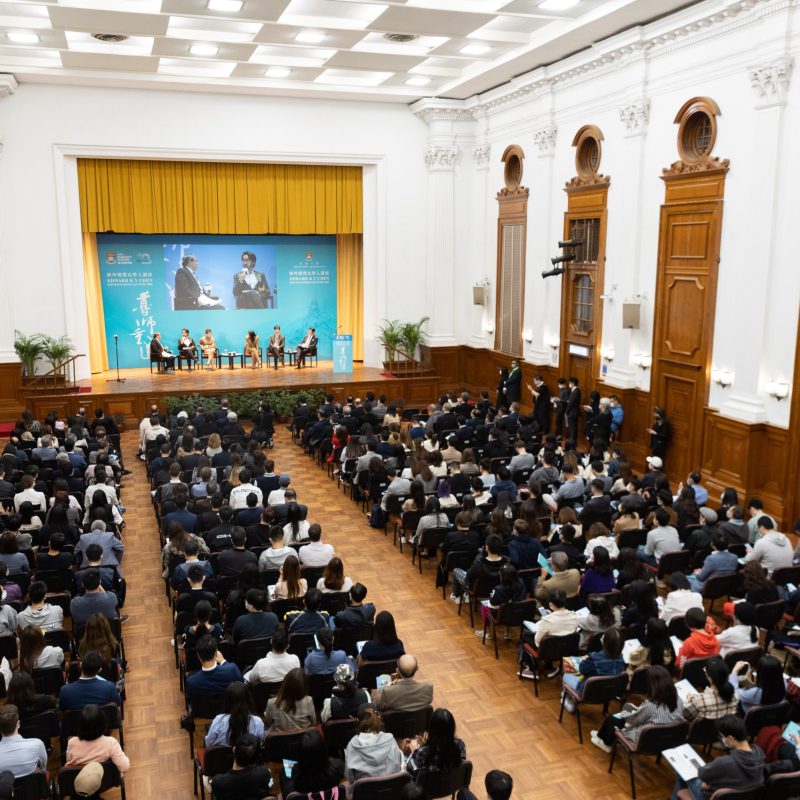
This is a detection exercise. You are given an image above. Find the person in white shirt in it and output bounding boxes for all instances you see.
[267,476,291,507]
[584,523,619,563]
[717,601,759,658]
[660,572,704,624]
[298,524,335,568]
[638,508,680,566]
[258,529,294,573]
[13,475,46,512]
[143,415,169,445]
[529,589,578,679]
[228,470,263,510]
[744,517,793,576]
[138,404,161,454]
[0,704,47,778]
[84,466,119,508]
[243,629,299,685]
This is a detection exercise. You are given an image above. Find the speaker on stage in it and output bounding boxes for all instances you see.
[472,285,488,306]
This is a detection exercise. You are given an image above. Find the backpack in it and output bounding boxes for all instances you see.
[368,503,385,529]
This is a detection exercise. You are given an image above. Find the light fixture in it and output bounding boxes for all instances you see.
[546,335,559,351]
[190,43,219,56]
[460,44,490,56]
[766,380,790,401]
[207,0,243,11]
[600,345,615,362]
[485,320,495,334]
[522,329,533,343]
[7,32,40,44]
[539,0,580,10]
[405,76,430,86]
[711,368,733,387]
[265,66,291,78]
[632,353,652,370]
[295,31,326,44]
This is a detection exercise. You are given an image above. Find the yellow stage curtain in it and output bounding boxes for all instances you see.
[77,159,362,234]
[82,232,109,373]
[336,234,364,361]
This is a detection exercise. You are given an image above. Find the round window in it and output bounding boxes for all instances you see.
[682,111,713,161]
[504,153,522,190]
[575,134,602,179]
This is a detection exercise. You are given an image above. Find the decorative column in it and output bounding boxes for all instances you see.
[471,134,493,348]
[716,58,793,423]
[0,74,18,363]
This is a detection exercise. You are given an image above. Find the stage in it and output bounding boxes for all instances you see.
[21,360,444,423]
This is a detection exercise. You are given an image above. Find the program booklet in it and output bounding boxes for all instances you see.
[663,744,706,782]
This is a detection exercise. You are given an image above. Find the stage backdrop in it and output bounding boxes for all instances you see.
[97,233,336,368]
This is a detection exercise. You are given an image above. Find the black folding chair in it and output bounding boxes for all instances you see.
[559,672,628,744]
[744,700,791,739]
[482,599,537,658]
[382,706,433,739]
[56,759,126,800]
[415,760,473,799]
[193,744,233,800]
[322,717,359,756]
[520,632,581,697]
[357,659,397,691]
[351,771,412,799]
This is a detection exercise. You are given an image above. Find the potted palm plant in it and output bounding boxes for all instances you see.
[41,335,75,376]
[376,319,403,370]
[399,317,429,362]
[13,330,45,380]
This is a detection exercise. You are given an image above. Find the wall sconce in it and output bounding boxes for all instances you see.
[711,368,733,387]
[600,345,615,362]
[522,328,533,343]
[632,353,652,370]
[766,380,790,401]
[546,335,559,352]
[485,320,495,335]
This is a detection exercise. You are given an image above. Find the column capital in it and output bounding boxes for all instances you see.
[618,100,650,138]
[424,145,458,171]
[748,57,793,109]
[0,74,17,100]
[533,127,557,158]
[473,144,490,171]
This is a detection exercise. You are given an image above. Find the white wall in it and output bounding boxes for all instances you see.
[0,83,430,374]
[415,0,800,428]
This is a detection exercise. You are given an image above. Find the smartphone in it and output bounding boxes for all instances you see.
[314,634,320,650]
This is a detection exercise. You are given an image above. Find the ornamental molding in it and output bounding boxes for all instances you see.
[0,74,17,100]
[473,145,491,170]
[661,155,730,178]
[748,57,793,108]
[533,127,557,156]
[564,174,611,189]
[496,186,529,199]
[424,145,458,170]
[618,100,650,137]
[413,105,476,124]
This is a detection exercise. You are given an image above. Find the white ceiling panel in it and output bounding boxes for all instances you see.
[278,0,389,31]
[0,44,61,66]
[61,50,159,70]
[231,60,322,79]
[252,22,364,49]
[0,3,52,30]
[367,6,495,37]
[47,6,168,35]
[0,27,67,48]
[315,67,393,86]
[160,0,290,21]
[151,37,256,59]
[324,50,423,71]
[158,55,237,75]
[249,43,334,66]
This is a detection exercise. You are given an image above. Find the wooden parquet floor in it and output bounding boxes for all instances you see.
[119,426,680,800]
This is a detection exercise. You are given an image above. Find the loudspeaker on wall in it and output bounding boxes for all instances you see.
[473,285,488,306]
[622,302,641,329]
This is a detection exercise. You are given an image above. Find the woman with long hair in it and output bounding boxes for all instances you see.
[627,618,672,672]
[717,601,759,658]
[402,482,427,514]
[620,579,659,627]
[244,330,261,368]
[161,522,209,577]
[487,507,510,543]
[580,546,615,596]
[556,507,583,542]
[359,610,404,662]
[19,625,64,673]
[283,502,310,544]
[584,522,619,562]
[65,704,130,774]
[6,670,55,719]
[205,681,264,746]
[183,600,224,651]
[16,501,41,548]
[577,595,621,650]
[0,530,30,574]
[615,547,648,590]
[40,503,79,547]
[730,654,786,712]
[683,657,737,721]
[317,557,352,594]
[272,555,307,601]
[436,477,459,509]
[205,432,222,459]
[78,613,121,667]
[304,628,356,676]
[284,729,345,796]
[266,668,316,732]
[224,563,263,630]
[460,448,479,477]
[406,708,466,778]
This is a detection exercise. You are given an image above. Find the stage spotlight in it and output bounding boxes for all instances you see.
[550,254,576,265]
[558,239,584,248]
[541,267,565,279]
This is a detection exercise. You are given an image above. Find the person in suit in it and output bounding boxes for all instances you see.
[233,251,272,309]
[496,368,508,410]
[505,360,521,404]
[553,378,568,438]
[295,327,317,369]
[149,333,175,373]
[267,325,285,370]
[565,376,582,442]
[527,375,550,434]
[58,651,122,710]
[648,407,671,459]
[585,397,613,448]
[173,254,224,311]
[177,329,198,369]
[185,635,243,705]
[372,654,433,713]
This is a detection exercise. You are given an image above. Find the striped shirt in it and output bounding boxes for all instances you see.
[683,686,738,721]
[622,699,684,744]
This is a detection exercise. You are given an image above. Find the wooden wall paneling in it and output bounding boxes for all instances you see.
[749,422,789,526]
[0,363,24,419]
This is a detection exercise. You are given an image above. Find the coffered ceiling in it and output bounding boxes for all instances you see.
[0,0,694,102]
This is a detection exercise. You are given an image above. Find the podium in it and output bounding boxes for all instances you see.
[332,334,353,373]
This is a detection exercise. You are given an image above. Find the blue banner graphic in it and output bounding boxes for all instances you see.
[332,334,353,373]
[97,234,337,368]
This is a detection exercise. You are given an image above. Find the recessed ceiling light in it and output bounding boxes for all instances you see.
[190,43,219,56]
[539,0,580,10]
[7,32,40,44]
[460,44,490,56]
[295,31,326,44]
[405,76,430,86]
[265,66,291,78]
[207,0,243,11]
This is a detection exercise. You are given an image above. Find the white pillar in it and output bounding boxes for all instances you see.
[470,134,493,349]
[0,75,19,361]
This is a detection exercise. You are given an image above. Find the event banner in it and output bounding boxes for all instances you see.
[96,234,337,368]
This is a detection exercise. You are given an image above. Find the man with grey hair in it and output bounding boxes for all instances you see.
[221,411,245,439]
[76,519,125,567]
[372,654,433,713]
[535,551,580,604]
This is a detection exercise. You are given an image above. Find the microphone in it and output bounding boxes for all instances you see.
[114,334,118,341]
[558,239,584,248]
[551,254,576,265]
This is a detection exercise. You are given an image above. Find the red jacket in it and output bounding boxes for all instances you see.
[677,629,720,669]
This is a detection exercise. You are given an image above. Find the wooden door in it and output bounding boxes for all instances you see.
[651,173,727,479]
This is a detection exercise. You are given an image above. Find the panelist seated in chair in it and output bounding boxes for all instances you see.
[233,251,272,309]
[173,254,224,310]
[177,329,198,367]
[267,325,285,369]
[150,333,175,373]
[295,327,318,368]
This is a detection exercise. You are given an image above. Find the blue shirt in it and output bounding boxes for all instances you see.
[579,650,626,679]
[0,735,47,778]
[697,550,739,583]
[204,713,265,747]
[490,480,518,502]
[610,406,624,432]
[692,484,709,506]
[186,662,243,704]
[58,675,122,710]
[304,649,356,676]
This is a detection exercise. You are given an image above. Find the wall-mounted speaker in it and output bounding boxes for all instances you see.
[622,302,641,329]
[473,285,488,305]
